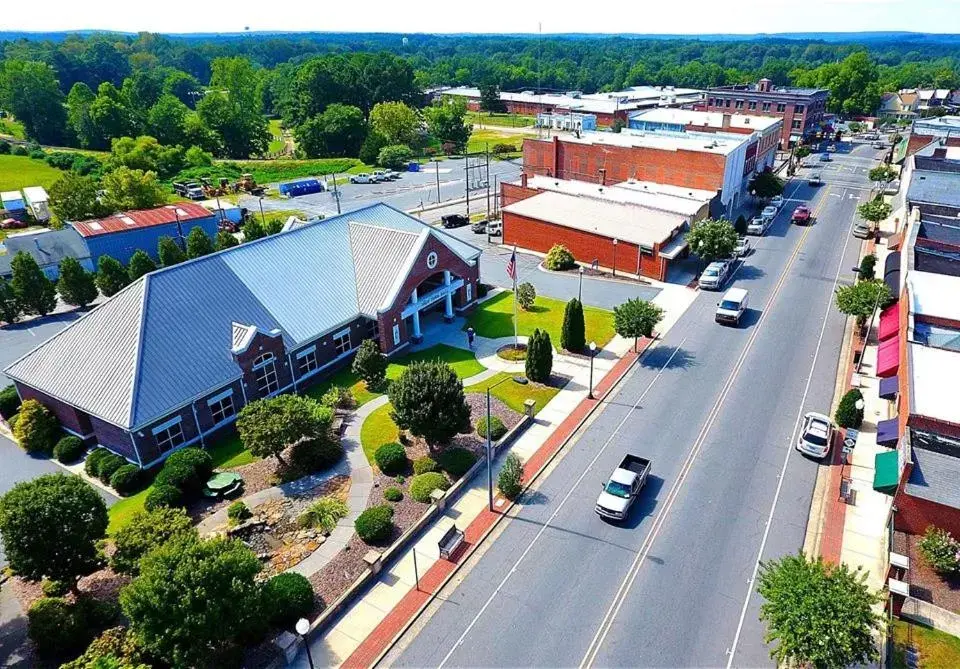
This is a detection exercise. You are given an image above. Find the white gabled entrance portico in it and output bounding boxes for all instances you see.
[402,270,464,343]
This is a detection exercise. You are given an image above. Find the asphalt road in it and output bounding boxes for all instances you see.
[385,143,877,668]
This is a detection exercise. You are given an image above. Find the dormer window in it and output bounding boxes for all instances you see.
[253,352,279,395]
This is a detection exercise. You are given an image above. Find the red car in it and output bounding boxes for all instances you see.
[1,218,27,230]
[791,205,812,225]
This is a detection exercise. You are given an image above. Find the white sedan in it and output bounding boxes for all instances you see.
[796,412,833,459]
[769,195,784,208]
[734,237,751,257]
[761,205,778,219]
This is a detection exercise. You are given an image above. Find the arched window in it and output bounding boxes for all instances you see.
[253,352,279,395]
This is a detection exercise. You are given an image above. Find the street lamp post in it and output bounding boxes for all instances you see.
[258,197,266,227]
[587,341,597,400]
[486,375,511,511]
[295,618,315,669]
[578,266,584,302]
[612,239,618,277]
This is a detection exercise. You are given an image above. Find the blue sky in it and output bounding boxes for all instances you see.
[2,0,960,35]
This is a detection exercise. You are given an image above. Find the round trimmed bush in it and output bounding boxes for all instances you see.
[355,504,394,544]
[155,447,213,494]
[84,447,110,476]
[0,385,21,419]
[13,399,60,454]
[545,244,576,271]
[374,442,408,475]
[410,472,451,503]
[834,388,865,429]
[477,416,506,441]
[265,572,315,628]
[413,456,438,475]
[498,453,524,500]
[27,597,88,658]
[383,486,403,502]
[227,500,252,525]
[291,435,344,472]
[436,448,479,479]
[96,454,126,483]
[53,436,86,464]
[109,464,143,496]
[144,484,183,511]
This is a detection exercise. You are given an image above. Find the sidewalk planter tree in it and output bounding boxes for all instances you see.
[858,253,877,281]
[516,282,536,311]
[352,338,388,391]
[498,452,524,501]
[561,298,586,353]
[748,169,785,199]
[868,164,897,189]
[237,394,329,467]
[918,526,960,574]
[56,257,98,308]
[686,219,738,266]
[857,198,893,230]
[388,361,471,449]
[0,474,108,592]
[834,388,865,429]
[525,328,553,383]
[835,280,891,327]
[757,553,883,669]
[545,244,576,271]
[613,298,665,352]
[13,398,60,454]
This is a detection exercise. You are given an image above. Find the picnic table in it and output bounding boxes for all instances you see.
[203,472,244,498]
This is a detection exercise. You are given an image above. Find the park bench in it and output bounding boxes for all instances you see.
[438,524,465,561]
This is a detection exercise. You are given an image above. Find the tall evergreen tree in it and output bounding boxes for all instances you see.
[10,252,57,316]
[127,250,157,281]
[215,230,239,251]
[560,298,586,353]
[242,217,266,242]
[525,329,553,383]
[185,226,215,259]
[0,278,21,324]
[56,257,98,308]
[95,255,130,298]
[157,236,186,267]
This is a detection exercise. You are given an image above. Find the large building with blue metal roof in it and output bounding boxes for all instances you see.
[5,203,481,467]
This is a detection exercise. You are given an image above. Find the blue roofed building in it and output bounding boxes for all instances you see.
[4,203,481,467]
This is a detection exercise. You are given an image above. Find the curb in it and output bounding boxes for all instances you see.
[366,337,656,667]
[536,261,654,287]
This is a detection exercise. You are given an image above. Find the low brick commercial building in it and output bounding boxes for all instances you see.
[4,203,481,468]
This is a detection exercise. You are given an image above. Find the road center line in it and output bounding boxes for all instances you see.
[434,336,689,669]
[579,183,833,669]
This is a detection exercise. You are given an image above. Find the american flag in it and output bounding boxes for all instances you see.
[506,248,517,283]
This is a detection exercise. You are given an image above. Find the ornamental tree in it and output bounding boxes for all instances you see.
[56,257,98,308]
[95,255,130,298]
[525,328,553,383]
[185,226,215,258]
[0,474,108,589]
[561,298,586,353]
[242,217,267,242]
[868,164,896,186]
[516,282,536,311]
[377,144,414,170]
[157,236,186,267]
[0,277,21,324]
[352,338,387,390]
[127,250,157,281]
[120,536,263,668]
[389,361,471,447]
[13,398,61,454]
[686,218,738,264]
[835,280,890,326]
[857,198,893,226]
[749,170,785,199]
[614,298,665,352]
[110,506,198,576]
[236,394,328,466]
[11,251,57,316]
[216,230,239,250]
[757,553,883,669]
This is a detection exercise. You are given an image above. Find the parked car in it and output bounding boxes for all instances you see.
[853,220,871,238]
[350,173,375,184]
[471,220,487,234]
[1,217,27,230]
[595,454,651,521]
[487,220,503,236]
[734,237,751,257]
[441,214,470,229]
[715,287,749,326]
[761,205,778,219]
[808,172,822,186]
[797,412,834,459]
[383,170,400,180]
[372,170,391,182]
[819,152,832,162]
[747,216,770,236]
[872,141,885,149]
[769,195,784,208]
[698,260,730,290]
[791,205,812,225]
[172,181,204,199]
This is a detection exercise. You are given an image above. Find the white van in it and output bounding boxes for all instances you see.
[716,287,749,326]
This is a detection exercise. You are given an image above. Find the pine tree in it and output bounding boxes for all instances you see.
[525,329,553,383]
[95,255,130,298]
[0,278,22,324]
[10,252,57,316]
[560,298,586,353]
[242,217,266,242]
[56,257,98,308]
[157,236,186,267]
[186,226,215,259]
[216,230,239,251]
[127,250,157,281]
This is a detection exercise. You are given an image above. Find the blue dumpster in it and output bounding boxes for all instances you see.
[278,178,324,197]
[407,162,420,172]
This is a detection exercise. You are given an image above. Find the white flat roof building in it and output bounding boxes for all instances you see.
[436,86,703,116]
[628,107,782,133]
[909,343,960,424]
[562,129,750,156]
[523,175,713,218]
[908,271,960,321]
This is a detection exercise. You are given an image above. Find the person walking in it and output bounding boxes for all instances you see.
[467,327,475,350]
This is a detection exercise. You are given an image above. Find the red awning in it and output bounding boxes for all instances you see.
[877,336,900,378]
[879,303,899,342]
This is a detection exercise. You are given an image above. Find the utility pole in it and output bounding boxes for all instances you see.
[331,174,341,214]
[465,154,471,217]
[435,158,441,203]
[485,144,491,220]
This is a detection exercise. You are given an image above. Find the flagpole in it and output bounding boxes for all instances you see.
[513,245,518,348]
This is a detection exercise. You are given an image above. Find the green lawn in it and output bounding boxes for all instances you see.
[466,128,535,155]
[230,158,375,184]
[467,292,616,349]
[893,619,960,668]
[107,487,150,535]
[464,371,561,415]
[359,402,400,465]
[0,155,64,191]
[0,117,26,139]
[468,112,536,128]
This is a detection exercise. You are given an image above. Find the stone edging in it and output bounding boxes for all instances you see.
[536,261,652,287]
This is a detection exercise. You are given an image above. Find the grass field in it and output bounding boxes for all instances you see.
[267,119,287,154]
[464,371,561,415]
[893,619,960,668]
[231,158,375,184]
[466,292,616,349]
[0,155,64,191]
[0,117,26,139]
[466,128,534,155]
[468,112,536,128]
[359,402,400,465]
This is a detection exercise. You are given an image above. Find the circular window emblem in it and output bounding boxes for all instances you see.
[426,251,438,270]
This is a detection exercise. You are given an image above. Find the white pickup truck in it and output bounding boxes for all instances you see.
[595,454,651,521]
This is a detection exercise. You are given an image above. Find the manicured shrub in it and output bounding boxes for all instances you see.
[110,507,197,576]
[859,253,877,281]
[84,447,110,476]
[492,143,517,155]
[0,385,21,419]
[352,338,387,390]
[374,442,408,475]
[110,464,143,495]
[561,298,586,353]
[545,244,576,271]
[227,501,252,525]
[27,597,93,658]
[297,497,349,533]
[377,144,414,170]
[413,456,438,475]
[834,388,865,429]
[264,572,315,629]
[477,283,490,298]
[96,453,126,483]
[12,144,28,156]
[144,484,183,511]
[525,328,553,383]
[918,526,960,574]
[477,416,507,440]
[41,579,68,597]
[0,140,10,154]
[290,434,344,472]
[155,447,213,495]
[410,472,450,503]
[355,504,394,544]
[516,282,536,310]
[7,413,19,431]
[497,452,524,500]
[54,436,86,464]
[383,486,403,502]
[320,386,354,411]
[436,448,478,479]
[13,399,60,454]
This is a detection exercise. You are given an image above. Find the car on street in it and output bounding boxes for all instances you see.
[819,152,832,162]
[384,170,400,180]
[372,170,394,182]
[747,216,770,235]
[350,173,376,184]
[808,172,822,186]
[734,237,751,257]
[826,143,837,152]
[441,214,470,229]
[595,454,651,521]
[769,195,784,208]
[715,287,749,326]
[797,411,834,459]
[698,260,730,290]
[486,220,502,236]
[471,220,487,233]
[872,141,885,149]
[761,205,778,219]
[853,220,872,238]
[791,205,812,225]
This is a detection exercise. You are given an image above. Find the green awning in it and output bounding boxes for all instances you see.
[873,450,899,494]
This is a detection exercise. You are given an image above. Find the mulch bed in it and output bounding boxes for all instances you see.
[542,261,651,285]
[10,565,131,614]
[894,530,960,613]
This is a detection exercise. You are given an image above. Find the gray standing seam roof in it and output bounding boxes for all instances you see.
[905,447,960,510]
[0,228,91,275]
[4,203,481,430]
[907,170,960,208]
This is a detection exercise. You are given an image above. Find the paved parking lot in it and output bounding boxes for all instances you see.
[0,302,94,383]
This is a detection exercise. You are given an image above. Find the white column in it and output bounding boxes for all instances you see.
[412,310,422,340]
[410,287,419,304]
[443,271,454,320]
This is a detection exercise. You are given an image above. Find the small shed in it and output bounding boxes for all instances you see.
[1,190,26,220]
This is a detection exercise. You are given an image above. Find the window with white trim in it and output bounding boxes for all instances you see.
[152,418,185,453]
[253,352,279,395]
[333,329,351,356]
[392,324,401,346]
[297,347,318,375]
[207,391,235,425]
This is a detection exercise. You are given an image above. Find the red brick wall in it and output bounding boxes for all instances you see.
[501,182,541,207]
[894,490,960,537]
[289,316,369,387]
[915,314,960,330]
[16,384,93,437]
[233,330,294,401]
[89,416,139,463]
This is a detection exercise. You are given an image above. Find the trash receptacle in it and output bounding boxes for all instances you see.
[407,161,420,172]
